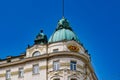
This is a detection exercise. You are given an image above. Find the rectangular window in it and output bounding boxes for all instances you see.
[54,78,60,80]
[70,61,77,70]
[71,79,77,80]
[19,68,24,77]
[53,49,59,52]
[53,61,60,71]
[6,70,11,80]
[7,59,11,63]
[33,64,39,74]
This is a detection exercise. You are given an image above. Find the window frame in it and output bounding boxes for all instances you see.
[33,64,39,74]
[18,67,24,78]
[53,60,60,71]
[6,70,11,80]
[70,61,77,70]
[53,48,59,52]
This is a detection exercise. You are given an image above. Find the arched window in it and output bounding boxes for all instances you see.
[33,51,40,57]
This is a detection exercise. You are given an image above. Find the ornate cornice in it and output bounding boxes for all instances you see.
[0,51,96,79]
[0,51,89,68]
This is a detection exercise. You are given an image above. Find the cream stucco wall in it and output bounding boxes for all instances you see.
[0,41,97,80]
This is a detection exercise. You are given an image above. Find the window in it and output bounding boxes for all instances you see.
[53,78,60,80]
[33,64,39,74]
[70,61,77,70]
[53,61,60,71]
[33,51,40,57]
[71,78,77,80]
[6,70,11,80]
[19,68,24,77]
[53,49,59,52]
[7,59,11,63]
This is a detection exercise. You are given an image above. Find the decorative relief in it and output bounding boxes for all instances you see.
[48,72,54,76]
[28,48,35,54]
[67,42,80,52]
[64,69,84,76]
[11,71,18,75]
[49,74,63,80]
[61,63,70,67]
[0,73,5,77]
[77,64,83,69]
[48,65,52,69]
[58,71,63,74]
[28,46,44,55]
[24,68,32,73]
[67,70,71,74]
[48,63,70,70]
[54,72,59,75]
[0,68,33,78]
[48,70,63,77]
[0,71,19,77]
[35,46,44,51]
[40,66,47,70]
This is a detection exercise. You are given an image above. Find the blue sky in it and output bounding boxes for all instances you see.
[0,0,120,80]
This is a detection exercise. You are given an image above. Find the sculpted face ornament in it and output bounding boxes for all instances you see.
[67,42,80,52]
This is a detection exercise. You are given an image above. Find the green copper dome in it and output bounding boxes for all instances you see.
[49,18,80,43]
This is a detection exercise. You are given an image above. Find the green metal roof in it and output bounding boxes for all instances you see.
[49,18,80,43]
[34,30,48,44]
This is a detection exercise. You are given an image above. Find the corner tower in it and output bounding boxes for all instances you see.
[47,18,98,80]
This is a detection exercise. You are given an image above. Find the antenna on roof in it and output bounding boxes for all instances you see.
[62,0,64,18]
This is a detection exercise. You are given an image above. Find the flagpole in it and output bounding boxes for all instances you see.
[62,0,64,18]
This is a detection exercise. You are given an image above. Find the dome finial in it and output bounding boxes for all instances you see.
[40,30,43,33]
[56,18,72,31]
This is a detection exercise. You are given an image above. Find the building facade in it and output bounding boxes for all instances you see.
[0,18,98,80]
